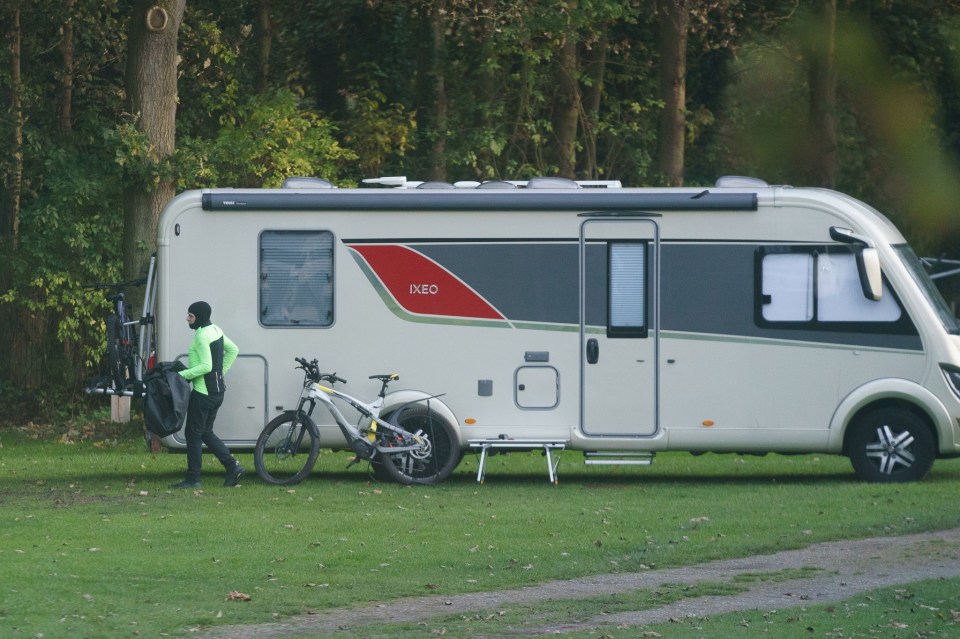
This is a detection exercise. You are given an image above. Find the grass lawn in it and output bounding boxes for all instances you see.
[3,415,960,638]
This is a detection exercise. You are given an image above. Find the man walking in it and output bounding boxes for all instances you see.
[169,301,245,489]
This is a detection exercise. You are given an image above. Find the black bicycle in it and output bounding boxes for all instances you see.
[88,276,147,392]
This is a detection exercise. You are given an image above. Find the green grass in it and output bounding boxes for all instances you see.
[3,417,960,638]
[636,577,960,639]
[302,576,960,639]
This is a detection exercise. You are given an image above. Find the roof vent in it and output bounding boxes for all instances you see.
[281,177,335,189]
[526,177,581,189]
[477,180,518,189]
[415,181,456,189]
[715,176,769,188]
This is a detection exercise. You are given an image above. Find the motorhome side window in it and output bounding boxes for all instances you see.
[608,242,647,338]
[757,246,901,327]
[259,230,334,327]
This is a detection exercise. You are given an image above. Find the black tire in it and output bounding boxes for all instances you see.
[376,404,461,485]
[848,408,935,482]
[254,412,321,485]
[106,314,126,390]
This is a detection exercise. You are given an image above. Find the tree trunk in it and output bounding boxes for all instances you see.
[58,0,75,136]
[657,0,688,187]
[2,5,23,245]
[579,27,608,179]
[476,0,500,176]
[807,0,838,188]
[553,36,580,180]
[256,0,272,92]
[429,1,448,182]
[123,0,185,281]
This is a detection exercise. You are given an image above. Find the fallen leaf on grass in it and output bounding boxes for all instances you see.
[226,591,251,602]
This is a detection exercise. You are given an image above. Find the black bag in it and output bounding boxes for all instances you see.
[142,361,190,437]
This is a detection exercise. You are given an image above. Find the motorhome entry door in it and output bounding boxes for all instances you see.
[579,217,660,437]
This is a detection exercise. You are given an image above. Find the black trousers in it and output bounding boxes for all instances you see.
[184,390,234,481]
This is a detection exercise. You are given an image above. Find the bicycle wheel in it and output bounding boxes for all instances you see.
[254,412,321,485]
[377,404,461,485]
[106,314,126,390]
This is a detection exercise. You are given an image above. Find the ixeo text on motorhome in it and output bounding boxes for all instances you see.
[141,175,960,483]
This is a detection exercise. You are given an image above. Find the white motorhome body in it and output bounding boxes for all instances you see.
[150,177,960,482]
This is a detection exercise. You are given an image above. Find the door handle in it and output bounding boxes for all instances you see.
[586,338,599,364]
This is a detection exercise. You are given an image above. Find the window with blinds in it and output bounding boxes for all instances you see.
[608,242,647,337]
[259,231,334,327]
[758,246,901,326]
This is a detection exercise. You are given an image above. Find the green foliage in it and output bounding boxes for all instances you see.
[339,85,416,178]
[0,125,126,414]
[177,89,358,188]
[4,0,960,413]
[176,14,243,136]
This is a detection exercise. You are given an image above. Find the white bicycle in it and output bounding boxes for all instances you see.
[254,357,460,485]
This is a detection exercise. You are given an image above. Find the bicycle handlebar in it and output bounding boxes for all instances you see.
[295,357,347,385]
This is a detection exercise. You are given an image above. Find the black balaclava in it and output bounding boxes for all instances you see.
[188,301,212,329]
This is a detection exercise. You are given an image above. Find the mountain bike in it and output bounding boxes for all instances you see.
[84,256,158,397]
[85,276,148,393]
[254,357,460,486]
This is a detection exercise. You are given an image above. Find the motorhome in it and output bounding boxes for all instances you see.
[137,175,960,482]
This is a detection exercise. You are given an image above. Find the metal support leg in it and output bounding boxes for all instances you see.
[544,445,561,486]
[476,444,490,484]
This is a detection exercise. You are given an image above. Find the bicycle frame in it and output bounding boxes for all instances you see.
[85,254,157,398]
[304,381,431,456]
[255,357,458,486]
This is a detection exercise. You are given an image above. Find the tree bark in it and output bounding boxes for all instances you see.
[123,0,185,281]
[807,0,838,188]
[256,0,272,92]
[58,0,75,136]
[429,1,448,181]
[553,36,580,180]
[657,0,688,187]
[579,27,608,179]
[4,5,23,245]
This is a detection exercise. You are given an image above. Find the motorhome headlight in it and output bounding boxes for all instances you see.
[941,364,960,399]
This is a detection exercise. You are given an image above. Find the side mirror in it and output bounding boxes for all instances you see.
[831,226,883,302]
[856,247,883,301]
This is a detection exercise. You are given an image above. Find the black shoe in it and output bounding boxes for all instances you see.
[169,480,202,489]
[224,464,246,487]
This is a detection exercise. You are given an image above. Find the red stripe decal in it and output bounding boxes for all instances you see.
[351,245,504,320]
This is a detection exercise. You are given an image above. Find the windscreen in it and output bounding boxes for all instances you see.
[895,244,960,334]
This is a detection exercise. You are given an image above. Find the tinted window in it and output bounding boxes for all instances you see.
[260,231,334,327]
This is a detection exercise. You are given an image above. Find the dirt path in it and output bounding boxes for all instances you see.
[189,527,960,639]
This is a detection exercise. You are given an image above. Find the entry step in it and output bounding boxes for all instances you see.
[468,438,566,485]
[583,451,655,465]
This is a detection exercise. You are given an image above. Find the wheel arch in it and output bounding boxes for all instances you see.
[829,378,952,456]
[381,390,463,449]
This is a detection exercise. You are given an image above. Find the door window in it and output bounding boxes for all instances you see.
[608,242,647,337]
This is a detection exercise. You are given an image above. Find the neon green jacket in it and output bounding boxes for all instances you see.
[178,324,239,395]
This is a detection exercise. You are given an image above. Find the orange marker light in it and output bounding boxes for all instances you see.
[464,418,477,425]
[702,420,715,427]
